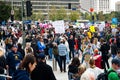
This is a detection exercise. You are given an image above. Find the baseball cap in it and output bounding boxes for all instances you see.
[37,53,45,59]
[12,44,18,48]
[112,58,120,66]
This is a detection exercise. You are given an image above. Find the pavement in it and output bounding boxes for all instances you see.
[46,60,68,80]
[46,56,113,80]
[46,54,83,80]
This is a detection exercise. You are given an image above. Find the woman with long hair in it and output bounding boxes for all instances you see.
[12,54,36,80]
[68,57,80,80]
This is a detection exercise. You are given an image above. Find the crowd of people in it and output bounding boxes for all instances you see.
[0,21,120,80]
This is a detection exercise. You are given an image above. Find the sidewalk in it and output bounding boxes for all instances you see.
[46,60,68,80]
[46,55,112,80]
[46,54,82,80]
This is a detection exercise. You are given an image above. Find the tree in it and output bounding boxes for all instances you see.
[93,12,97,21]
[56,7,67,20]
[104,14,111,21]
[84,12,91,20]
[80,12,84,19]
[30,11,44,21]
[49,5,57,21]
[115,11,120,22]
[14,7,22,20]
[110,11,116,19]
[0,1,11,23]
[69,10,80,21]
[98,11,105,21]
[30,13,36,20]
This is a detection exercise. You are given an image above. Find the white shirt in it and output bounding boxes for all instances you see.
[86,67,103,79]
[65,41,70,52]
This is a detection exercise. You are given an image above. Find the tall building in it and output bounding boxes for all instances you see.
[115,1,120,11]
[80,0,111,14]
[4,0,80,15]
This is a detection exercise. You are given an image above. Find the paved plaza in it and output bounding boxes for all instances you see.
[47,56,112,80]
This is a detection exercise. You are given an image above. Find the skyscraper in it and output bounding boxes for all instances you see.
[115,1,120,11]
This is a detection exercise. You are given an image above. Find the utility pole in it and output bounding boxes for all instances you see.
[21,0,26,48]
[11,0,14,23]
[11,0,13,10]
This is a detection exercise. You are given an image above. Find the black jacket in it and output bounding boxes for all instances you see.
[68,65,78,74]
[0,56,6,74]
[100,43,110,56]
[31,61,56,80]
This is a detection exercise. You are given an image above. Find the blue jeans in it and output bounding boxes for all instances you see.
[66,51,70,63]
[48,48,53,59]
[54,55,61,70]
[69,48,74,60]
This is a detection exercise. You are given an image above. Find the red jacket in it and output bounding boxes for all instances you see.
[93,54,102,69]
[74,39,78,50]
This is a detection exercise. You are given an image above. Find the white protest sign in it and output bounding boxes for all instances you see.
[52,20,65,33]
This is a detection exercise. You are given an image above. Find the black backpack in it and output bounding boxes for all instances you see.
[96,70,116,80]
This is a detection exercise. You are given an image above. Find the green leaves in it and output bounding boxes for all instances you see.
[0,1,11,22]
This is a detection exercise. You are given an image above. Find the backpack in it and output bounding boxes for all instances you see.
[53,46,59,56]
[96,70,116,80]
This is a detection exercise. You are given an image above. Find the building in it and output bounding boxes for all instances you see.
[110,0,120,11]
[80,0,111,14]
[4,0,80,15]
[115,1,120,11]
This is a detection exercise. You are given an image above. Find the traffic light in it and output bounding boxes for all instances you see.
[68,3,71,9]
[92,15,94,21]
[26,1,32,17]
[11,15,14,22]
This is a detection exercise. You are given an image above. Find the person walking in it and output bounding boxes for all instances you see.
[68,35,75,60]
[99,38,110,71]
[58,39,67,72]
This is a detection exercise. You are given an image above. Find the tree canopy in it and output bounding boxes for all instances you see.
[0,1,11,23]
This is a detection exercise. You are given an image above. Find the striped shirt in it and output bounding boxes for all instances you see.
[58,43,67,56]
